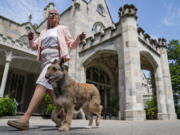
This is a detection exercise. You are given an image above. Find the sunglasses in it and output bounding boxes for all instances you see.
[49,13,58,16]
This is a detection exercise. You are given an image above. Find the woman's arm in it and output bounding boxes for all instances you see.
[63,26,86,49]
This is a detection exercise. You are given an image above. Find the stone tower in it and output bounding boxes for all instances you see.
[119,4,146,120]
[117,4,177,120]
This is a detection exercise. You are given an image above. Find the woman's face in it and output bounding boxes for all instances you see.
[48,9,59,28]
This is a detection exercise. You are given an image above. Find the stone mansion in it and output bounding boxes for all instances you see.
[0,0,176,120]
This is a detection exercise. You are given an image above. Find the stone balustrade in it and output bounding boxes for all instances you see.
[0,34,37,56]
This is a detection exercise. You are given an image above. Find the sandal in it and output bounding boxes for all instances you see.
[7,120,29,130]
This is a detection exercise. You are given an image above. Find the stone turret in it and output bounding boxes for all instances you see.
[28,14,32,22]
[158,38,167,48]
[73,0,81,9]
[119,4,137,19]
[44,2,55,19]
[118,4,146,120]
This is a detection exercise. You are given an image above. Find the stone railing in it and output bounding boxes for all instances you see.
[79,25,120,52]
[0,34,37,56]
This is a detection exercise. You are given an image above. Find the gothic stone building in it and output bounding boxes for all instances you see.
[0,0,177,120]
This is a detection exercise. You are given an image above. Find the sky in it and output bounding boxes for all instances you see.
[0,0,180,42]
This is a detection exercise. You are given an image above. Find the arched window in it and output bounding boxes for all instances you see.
[92,22,105,33]
[97,4,105,16]
[19,35,28,45]
[25,26,31,32]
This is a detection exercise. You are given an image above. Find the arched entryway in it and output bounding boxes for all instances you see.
[140,51,158,119]
[84,50,119,119]
[86,66,113,119]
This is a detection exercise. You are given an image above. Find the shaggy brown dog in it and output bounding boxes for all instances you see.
[45,60,102,131]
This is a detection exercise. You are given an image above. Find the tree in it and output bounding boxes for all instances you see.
[167,40,180,118]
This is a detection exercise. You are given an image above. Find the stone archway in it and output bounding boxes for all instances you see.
[140,51,158,119]
[86,66,112,119]
[83,50,119,119]
[140,51,168,120]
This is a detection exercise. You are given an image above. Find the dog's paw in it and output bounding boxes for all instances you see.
[58,126,69,131]
[96,118,100,127]
[84,125,92,129]
[96,121,100,127]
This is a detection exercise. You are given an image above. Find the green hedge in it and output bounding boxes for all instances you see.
[0,96,17,116]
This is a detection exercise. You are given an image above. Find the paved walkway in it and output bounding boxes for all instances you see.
[0,117,180,135]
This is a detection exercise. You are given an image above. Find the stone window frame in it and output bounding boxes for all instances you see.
[92,22,105,33]
[25,26,31,32]
[96,4,105,16]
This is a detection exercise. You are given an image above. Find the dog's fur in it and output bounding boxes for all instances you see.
[45,60,102,131]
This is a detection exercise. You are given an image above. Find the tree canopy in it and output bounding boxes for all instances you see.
[167,40,180,118]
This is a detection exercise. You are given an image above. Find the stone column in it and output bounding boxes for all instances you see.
[158,38,177,120]
[155,65,168,120]
[119,4,145,120]
[118,53,126,120]
[78,64,86,83]
[0,52,12,97]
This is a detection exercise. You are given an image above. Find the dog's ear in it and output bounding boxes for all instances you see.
[59,59,65,71]
[52,59,58,64]
[59,59,69,71]
[59,59,64,66]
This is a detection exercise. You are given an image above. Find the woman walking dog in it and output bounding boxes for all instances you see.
[7,9,86,130]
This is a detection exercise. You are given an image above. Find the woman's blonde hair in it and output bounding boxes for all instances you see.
[47,9,60,29]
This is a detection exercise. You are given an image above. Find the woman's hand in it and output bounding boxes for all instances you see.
[78,32,86,41]
[27,32,34,40]
[63,57,70,62]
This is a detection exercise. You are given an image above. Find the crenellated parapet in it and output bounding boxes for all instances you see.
[119,4,137,19]
[137,27,168,55]
[0,34,37,56]
[158,38,167,48]
[73,0,80,9]
[79,25,118,52]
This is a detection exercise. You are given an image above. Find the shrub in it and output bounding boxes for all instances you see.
[175,105,180,119]
[145,96,158,119]
[43,94,55,115]
[0,96,17,116]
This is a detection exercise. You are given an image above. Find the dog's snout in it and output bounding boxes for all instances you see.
[45,74,50,79]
